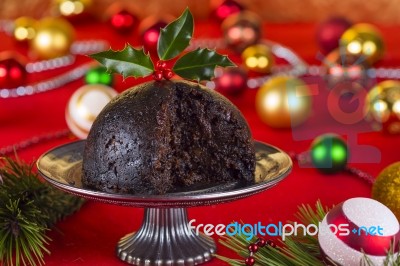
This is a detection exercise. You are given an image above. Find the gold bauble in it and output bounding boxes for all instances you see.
[365,80,400,134]
[66,84,118,139]
[256,76,312,128]
[372,162,400,220]
[241,44,274,74]
[56,0,92,17]
[13,17,38,42]
[30,18,75,59]
[324,48,368,76]
[340,23,384,65]
[323,48,370,88]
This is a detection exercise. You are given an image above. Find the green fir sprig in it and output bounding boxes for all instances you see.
[0,156,84,266]
[217,201,400,266]
[90,8,235,82]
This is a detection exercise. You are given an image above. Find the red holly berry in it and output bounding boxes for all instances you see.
[257,238,266,247]
[163,68,173,80]
[156,60,167,70]
[248,243,259,253]
[267,240,277,248]
[152,71,163,81]
[245,257,255,266]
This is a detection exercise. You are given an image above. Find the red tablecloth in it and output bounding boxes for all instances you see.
[1,19,400,265]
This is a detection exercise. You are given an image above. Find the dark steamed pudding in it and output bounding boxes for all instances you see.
[82,80,255,194]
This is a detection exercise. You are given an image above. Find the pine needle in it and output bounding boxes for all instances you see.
[0,156,85,266]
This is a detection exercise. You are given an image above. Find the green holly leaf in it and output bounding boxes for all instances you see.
[157,8,194,60]
[173,48,236,81]
[90,45,154,79]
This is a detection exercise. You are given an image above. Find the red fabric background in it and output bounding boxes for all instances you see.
[1,18,400,265]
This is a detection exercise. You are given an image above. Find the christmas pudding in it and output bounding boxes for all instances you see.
[82,80,255,194]
[82,8,255,195]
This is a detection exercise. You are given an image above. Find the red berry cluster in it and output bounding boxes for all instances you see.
[245,238,277,266]
[153,60,173,81]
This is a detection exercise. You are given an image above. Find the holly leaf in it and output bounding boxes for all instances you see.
[90,45,154,79]
[157,8,194,60]
[173,48,236,81]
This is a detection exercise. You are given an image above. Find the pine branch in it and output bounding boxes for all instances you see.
[0,156,85,266]
[294,200,329,226]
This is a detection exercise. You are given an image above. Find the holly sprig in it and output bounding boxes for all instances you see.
[90,8,235,82]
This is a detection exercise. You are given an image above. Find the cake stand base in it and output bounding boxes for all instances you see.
[117,208,216,266]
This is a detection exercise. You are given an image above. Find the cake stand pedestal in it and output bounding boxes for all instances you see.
[37,140,292,266]
[117,208,215,265]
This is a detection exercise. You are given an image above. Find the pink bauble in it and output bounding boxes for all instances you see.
[318,197,399,265]
[212,0,243,22]
[140,20,168,54]
[316,17,352,54]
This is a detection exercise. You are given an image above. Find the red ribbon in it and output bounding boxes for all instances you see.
[326,202,400,256]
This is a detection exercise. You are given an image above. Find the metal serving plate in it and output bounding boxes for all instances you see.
[37,140,292,208]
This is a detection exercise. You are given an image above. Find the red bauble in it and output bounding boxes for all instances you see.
[213,0,243,22]
[222,11,262,53]
[316,17,352,54]
[318,198,400,265]
[215,68,248,95]
[140,20,168,53]
[110,10,138,33]
[0,53,26,88]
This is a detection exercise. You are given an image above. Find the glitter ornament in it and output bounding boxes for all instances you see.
[222,11,262,53]
[0,53,27,88]
[365,80,400,134]
[30,17,75,59]
[316,17,352,54]
[66,84,118,139]
[13,17,38,42]
[84,66,113,86]
[340,23,384,65]
[255,76,312,128]
[212,0,243,22]
[310,134,348,174]
[215,67,247,95]
[372,162,400,221]
[318,197,400,266]
[242,44,274,74]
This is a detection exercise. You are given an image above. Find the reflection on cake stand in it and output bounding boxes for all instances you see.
[37,140,292,266]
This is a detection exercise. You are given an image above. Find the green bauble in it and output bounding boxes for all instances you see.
[85,66,113,86]
[310,134,348,174]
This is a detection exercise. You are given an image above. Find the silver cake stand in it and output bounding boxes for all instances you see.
[37,140,292,266]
